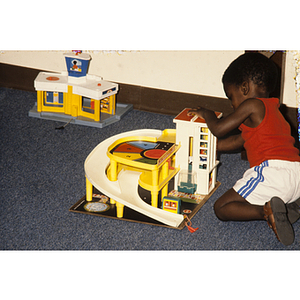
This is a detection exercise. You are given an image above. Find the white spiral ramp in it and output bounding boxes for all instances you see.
[84,129,184,227]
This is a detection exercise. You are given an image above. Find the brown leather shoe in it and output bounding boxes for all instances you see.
[263,197,294,246]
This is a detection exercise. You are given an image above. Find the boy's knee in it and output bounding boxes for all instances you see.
[213,201,226,221]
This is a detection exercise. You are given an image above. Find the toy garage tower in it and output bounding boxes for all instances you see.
[173,108,221,195]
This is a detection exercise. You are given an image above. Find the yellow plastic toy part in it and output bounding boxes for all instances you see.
[106,130,180,209]
[39,91,65,114]
[37,91,43,112]
[37,85,116,122]
[86,176,93,201]
[101,94,115,115]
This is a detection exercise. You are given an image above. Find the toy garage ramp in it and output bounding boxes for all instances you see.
[84,129,184,227]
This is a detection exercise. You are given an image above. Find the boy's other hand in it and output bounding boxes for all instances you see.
[187,107,205,119]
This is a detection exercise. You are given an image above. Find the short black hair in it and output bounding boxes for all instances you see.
[222,52,278,93]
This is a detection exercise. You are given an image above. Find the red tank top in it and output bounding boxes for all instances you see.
[239,98,300,167]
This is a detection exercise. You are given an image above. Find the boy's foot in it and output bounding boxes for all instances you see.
[286,197,300,224]
[263,197,294,246]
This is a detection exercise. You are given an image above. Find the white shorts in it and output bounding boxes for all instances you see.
[233,160,300,206]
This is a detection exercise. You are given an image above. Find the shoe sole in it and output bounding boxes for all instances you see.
[287,197,300,224]
[270,197,294,246]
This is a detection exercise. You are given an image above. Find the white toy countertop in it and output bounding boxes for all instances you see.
[73,75,118,100]
[34,72,69,93]
[34,71,118,100]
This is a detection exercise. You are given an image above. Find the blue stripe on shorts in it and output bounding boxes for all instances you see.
[237,160,269,198]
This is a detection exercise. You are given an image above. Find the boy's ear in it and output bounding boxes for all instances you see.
[241,81,250,95]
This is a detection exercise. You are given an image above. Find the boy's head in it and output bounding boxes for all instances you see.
[222,52,278,94]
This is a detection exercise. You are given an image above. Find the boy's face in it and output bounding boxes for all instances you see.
[223,83,247,110]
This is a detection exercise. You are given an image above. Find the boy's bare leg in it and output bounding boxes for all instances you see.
[214,189,295,245]
[214,188,265,221]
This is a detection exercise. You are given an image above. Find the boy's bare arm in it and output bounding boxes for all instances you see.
[217,134,244,152]
[188,99,261,138]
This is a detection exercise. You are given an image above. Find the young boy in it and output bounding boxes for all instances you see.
[188,52,300,246]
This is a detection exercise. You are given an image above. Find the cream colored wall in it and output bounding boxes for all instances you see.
[282,51,298,108]
[2,50,298,108]
[0,50,243,99]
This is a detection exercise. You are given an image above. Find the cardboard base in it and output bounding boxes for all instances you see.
[69,181,220,229]
[28,103,133,128]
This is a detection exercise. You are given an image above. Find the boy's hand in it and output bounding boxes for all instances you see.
[187,107,205,119]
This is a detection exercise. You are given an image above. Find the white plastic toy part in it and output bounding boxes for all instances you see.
[34,71,117,101]
[73,75,118,100]
[173,108,220,195]
[34,72,68,93]
[84,129,184,227]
